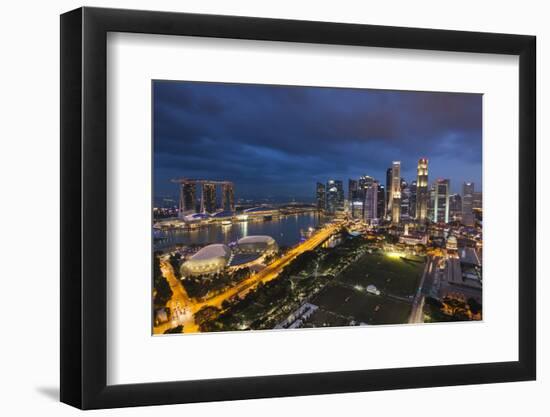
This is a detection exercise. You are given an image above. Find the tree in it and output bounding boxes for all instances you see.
[415,244,427,255]
[385,234,399,244]
[194,306,221,325]
[153,254,173,307]
[467,298,482,315]
[164,325,183,334]
[169,252,182,278]
[153,276,172,307]
[443,298,465,315]
[425,296,443,310]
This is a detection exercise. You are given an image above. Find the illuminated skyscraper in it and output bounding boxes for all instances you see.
[316,182,326,211]
[473,191,483,222]
[400,178,410,221]
[356,176,374,218]
[359,176,374,197]
[449,193,462,222]
[386,167,393,217]
[462,182,475,226]
[409,180,417,220]
[473,191,482,210]
[433,179,450,223]
[427,184,435,221]
[174,179,234,216]
[326,179,344,214]
[349,178,363,219]
[376,182,386,219]
[336,180,345,210]
[179,182,196,215]
[348,179,359,201]
[416,158,429,222]
[364,181,378,222]
[336,180,345,209]
[222,183,235,212]
[201,183,217,213]
[391,161,401,224]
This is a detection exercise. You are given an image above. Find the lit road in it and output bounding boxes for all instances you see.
[153,260,199,334]
[408,256,438,324]
[154,221,343,334]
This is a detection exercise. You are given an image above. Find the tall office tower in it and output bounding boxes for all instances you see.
[415,158,429,222]
[409,180,417,220]
[355,176,374,218]
[364,181,378,222]
[386,167,393,215]
[473,191,482,210]
[349,178,361,218]
[326,179,344,214]
[462,182,475,226]
[201,183,217,213]
[348,179,359,201]
[327,183,337,214]
[427,184,436,221]
[221,183,235,212]
[336,180,345,210]
[316,182,326,211]
[449,193,462,222]
[376,182,386,219]
[390,161,401,224]
[359,175,374,197]
[433,179,450,223]
[400,178,410,221]
[473,191,483,221]
[179,182,197,216]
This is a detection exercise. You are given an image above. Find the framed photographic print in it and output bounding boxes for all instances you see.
[60,7,536,409]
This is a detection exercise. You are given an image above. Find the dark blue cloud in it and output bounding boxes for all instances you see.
[153,81,482,202]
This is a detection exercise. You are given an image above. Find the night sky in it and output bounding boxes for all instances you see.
[153,81,482,204]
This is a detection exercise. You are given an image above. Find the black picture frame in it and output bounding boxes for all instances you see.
[60,6,536,410]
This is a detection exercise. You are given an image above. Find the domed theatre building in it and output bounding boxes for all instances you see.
[236,235,278,256]
[180,244,231,277]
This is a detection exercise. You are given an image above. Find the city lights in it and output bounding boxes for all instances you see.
[152,81,482,334]
[154,161,483,334]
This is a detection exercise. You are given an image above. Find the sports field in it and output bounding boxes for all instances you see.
[307,252,424,325]
[338,253,424,297]
[310,283,412,325]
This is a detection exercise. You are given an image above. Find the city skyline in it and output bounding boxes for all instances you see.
[152,81,483,335]
[154,81,482,202]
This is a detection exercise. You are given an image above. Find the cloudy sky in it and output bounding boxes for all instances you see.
[153,80,482,203]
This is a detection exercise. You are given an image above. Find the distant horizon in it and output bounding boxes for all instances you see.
[154,81,482,204]
[153,176,483,208]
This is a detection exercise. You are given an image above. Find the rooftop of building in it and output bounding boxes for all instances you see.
[189,244,230,261]
[212,210,234,218]
[228,253,262,266]
[460,247,481,266]
[184,212,211,221]
[279,203,316,209]
[237,235,276,245]
[243,206,277,213]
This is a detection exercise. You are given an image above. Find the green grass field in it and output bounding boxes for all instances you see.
[338,253,424,297]
[310,283,412,325]
[301,309,350,328]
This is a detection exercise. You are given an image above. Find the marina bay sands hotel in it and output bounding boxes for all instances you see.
[172,178,235,216]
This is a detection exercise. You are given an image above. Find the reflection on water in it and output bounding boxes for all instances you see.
[154,213,326,251]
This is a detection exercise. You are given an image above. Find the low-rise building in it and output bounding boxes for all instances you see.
[243,206,279,218]
[399,232,428,245]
